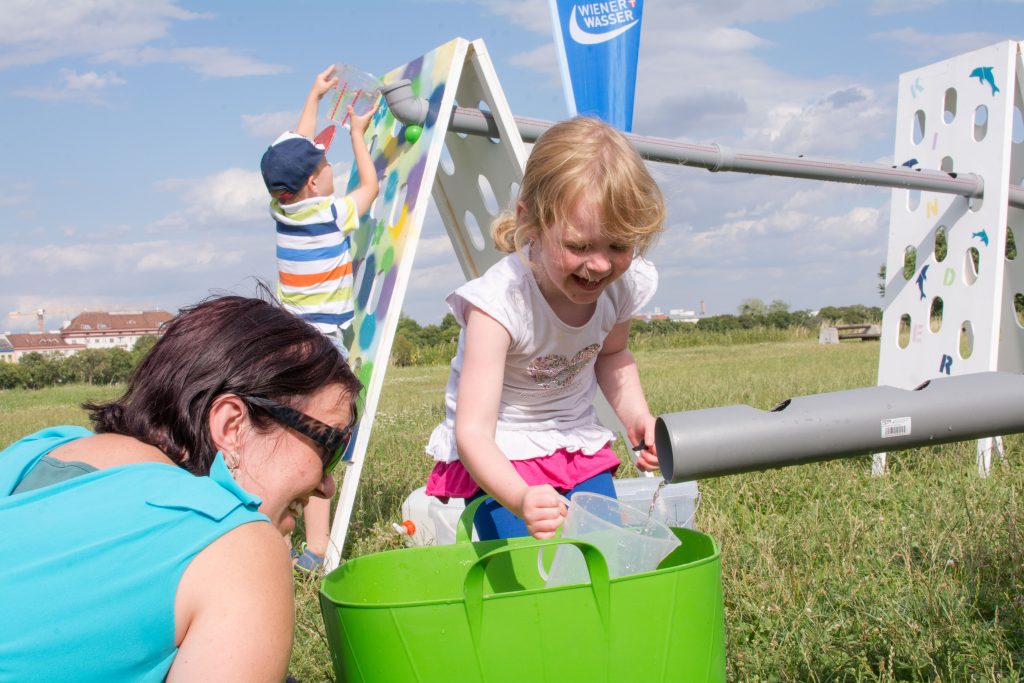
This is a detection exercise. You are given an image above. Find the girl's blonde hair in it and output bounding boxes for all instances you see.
[492,116,665,255]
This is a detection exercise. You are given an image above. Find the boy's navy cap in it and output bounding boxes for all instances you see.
[260,131,331,194]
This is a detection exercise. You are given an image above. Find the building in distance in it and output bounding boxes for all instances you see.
[2,310,173,363]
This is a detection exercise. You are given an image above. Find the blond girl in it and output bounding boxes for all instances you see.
[425,116,666,539]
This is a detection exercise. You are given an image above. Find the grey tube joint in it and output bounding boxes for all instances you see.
[655,371,1024,482]
[381,79,429,126]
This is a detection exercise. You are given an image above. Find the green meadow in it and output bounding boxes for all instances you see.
[4,337,1024,681]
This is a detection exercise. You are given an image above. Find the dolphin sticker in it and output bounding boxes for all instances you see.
[916,264,929,300]
[970,66,1000,96]
[972,229,989,246]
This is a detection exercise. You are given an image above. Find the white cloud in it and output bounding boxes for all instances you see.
[243,111,300,139]
[0,0,201,68]
[2,239,252,276]
[868,28,1006,61]
[0,0,284,77]
[507,44,561,86]
[410,234,460,260]
[152,168,268,230]
[869,0,945,15]
[100,46,287,78]
[14,69,125,104]
[0,182,31,207]
[481,0,556,34]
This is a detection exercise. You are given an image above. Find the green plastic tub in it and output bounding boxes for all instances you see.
[320,499,725,682]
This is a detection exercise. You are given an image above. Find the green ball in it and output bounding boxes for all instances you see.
[405,125,423,144]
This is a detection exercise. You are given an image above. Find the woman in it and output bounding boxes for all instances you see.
[0,295,360,682]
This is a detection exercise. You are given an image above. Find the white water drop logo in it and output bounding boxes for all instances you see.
[569,4,639,45]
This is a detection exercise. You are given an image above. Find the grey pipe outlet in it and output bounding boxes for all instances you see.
[655,372,1024,482]
[381,79,428,126]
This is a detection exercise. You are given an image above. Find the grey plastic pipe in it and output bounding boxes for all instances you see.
[379,80,1024,209]
[655,372,1024,482]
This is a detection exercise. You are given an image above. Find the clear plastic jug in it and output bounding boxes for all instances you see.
[325,63,381,127]
[543,492,681,587]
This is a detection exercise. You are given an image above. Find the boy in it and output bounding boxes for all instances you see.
[260,65,379,572]
[261,64,379,353]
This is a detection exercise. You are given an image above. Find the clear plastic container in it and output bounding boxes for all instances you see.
[325,63,381,127]
[398,479,698,547]
[614,477,700,529]
[543,492,682,587]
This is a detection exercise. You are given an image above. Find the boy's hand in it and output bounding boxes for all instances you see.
[347,101,379,136]
[312,65,339,101]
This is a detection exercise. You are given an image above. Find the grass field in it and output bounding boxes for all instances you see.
[4,338,1024,681]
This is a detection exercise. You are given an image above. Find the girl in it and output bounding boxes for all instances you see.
[425,116,666,540]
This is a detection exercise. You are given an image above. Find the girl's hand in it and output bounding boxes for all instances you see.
[635,446,659,472]
[630,414,660,473]
[519,485,567,539]
[348,102,379,136]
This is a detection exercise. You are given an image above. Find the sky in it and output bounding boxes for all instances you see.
[1,0,1023,332]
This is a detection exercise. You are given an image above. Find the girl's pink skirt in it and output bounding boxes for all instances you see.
[425,445,621,503]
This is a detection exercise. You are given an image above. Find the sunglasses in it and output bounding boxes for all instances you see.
[241,395,354,474]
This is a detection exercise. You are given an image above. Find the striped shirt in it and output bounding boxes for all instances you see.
[272,195,358,333]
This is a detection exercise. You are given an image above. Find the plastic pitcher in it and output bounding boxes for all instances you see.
[615,477,700,529]
[325,63,381,127]
[543,492,681,587]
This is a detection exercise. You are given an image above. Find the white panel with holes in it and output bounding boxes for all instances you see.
[431,40,528,279]
[875,41,1023,474]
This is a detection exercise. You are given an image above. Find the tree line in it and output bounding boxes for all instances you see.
[1,300,883,388]
[0,337,156,390]
[389,301,882,367]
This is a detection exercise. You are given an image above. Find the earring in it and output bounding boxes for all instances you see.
[224,451,240,472]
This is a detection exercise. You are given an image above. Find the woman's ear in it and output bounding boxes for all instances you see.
[515,201,527,223]
[208,394,249,456]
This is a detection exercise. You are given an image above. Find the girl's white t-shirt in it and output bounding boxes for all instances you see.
[426,248,658,463]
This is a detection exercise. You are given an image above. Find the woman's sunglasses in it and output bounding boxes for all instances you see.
[241,395,354,474]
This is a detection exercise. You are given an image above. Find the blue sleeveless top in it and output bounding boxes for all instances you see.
[0,426,270,682]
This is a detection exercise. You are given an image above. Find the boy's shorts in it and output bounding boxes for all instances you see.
[325,327,350,362]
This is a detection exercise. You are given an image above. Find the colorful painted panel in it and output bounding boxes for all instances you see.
[327,38,470,556]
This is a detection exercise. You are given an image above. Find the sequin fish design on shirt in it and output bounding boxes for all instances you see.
[527,344,600,390]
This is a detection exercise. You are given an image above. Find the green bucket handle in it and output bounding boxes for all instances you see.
[455,495,488,544]
[462,537,612,648]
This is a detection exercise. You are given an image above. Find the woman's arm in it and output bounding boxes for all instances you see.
[454,305,566,538]
[169,521,294,682]
[595,319,659,471]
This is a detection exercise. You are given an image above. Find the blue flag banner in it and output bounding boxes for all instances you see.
[548,0,644,132]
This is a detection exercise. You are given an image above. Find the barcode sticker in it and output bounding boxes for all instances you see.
[881,417,911,439]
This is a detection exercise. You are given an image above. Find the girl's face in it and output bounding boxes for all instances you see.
[532,201,634,309]
[234,383,351,535]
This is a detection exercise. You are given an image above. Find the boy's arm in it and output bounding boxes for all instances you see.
[296,66,338,138]
[344,104,381,218]
[595,320,660,471]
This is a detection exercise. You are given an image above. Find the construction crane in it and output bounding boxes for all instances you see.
[8,308,74,333]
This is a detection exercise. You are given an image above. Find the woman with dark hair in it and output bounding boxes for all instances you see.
[0,295,361,682]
